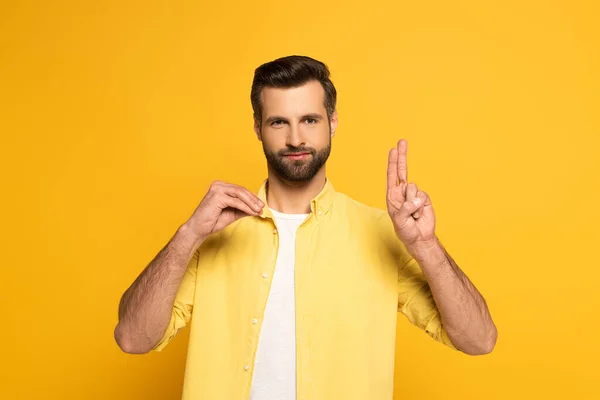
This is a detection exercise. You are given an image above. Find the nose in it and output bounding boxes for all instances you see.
[286,123,305,148]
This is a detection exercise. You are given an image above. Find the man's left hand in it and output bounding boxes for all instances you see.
[386,139,436,252]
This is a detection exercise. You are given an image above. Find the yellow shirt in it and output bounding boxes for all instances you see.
[153,178,457,399]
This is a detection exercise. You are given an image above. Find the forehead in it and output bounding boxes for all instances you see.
[260,80,326,118]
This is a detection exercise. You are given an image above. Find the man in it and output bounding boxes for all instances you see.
[114,55,497,400]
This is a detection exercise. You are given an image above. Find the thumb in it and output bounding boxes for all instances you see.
[398,197,422,220]
[232,207,255,222]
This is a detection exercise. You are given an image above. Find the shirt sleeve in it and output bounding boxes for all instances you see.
[397,255,458,350]
[151,248,200,352]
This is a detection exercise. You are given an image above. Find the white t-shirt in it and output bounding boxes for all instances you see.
[249,208,309,400]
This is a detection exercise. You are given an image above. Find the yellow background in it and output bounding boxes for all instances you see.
[1,0,599,399]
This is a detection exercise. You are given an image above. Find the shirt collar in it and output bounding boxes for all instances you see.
[256,177,336,221]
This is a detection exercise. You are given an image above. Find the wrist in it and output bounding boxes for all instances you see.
[407,236,450,276]
[406,236,441,259]
[177,221,206,249]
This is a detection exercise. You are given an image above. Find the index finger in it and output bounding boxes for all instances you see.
[396,139,408,184]
[387,148,398,191]
[225,184,264,208]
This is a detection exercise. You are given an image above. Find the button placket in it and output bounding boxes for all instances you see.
[245,221,278,390]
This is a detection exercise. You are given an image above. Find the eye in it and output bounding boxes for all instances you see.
[271,119,285,126]
[305,118,317,125]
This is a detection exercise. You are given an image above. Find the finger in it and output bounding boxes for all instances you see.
[238,186,265,210]
[224,185,264,212]
[222,195,261,217]
[398,181,408,201]
[406,183,418,203]
[397,139,408,184]
[413,191,427,219]
[398,196,422,221]
[218,181,262,204]
[406,183,418,217]
[387,148,398,191]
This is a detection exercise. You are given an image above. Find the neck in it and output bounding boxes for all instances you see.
[265,166,327,214]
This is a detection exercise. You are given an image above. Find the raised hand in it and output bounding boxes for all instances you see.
[186,180,265,242]
[386,139,436,249]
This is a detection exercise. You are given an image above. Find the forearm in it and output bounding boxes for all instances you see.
[408,236,497,355]
[114,222,204,353]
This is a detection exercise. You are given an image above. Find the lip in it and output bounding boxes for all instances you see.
[283,153,311,160]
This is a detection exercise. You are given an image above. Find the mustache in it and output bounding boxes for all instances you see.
[279,147,315,156]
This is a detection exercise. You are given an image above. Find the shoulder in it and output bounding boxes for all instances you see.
[333,190,389,223]
[334,191,412,265]
[332,191,395,241]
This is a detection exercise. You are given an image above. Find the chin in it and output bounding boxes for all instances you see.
[282,172,314,182]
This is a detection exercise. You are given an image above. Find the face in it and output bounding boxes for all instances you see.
[254,80,338,182]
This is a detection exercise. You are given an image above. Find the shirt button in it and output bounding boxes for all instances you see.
[262,273,268,278]
[273,228,277,234]
[244,365,250,371]
[252,318,258,324]
[318,210,323,216]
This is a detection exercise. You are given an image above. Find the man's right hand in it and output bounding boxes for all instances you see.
[185,180,265,242]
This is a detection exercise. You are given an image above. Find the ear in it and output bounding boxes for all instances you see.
[254,117,262,141]
[330,110,338,137]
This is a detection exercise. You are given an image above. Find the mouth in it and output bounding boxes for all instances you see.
[283,152,311,160]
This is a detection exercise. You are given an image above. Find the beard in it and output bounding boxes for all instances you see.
[262,135,331,182]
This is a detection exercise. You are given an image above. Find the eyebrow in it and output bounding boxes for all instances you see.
[265,113,325,124]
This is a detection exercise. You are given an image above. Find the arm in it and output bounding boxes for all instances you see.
[114,222,204,354]
[407,236,497,355]
[387,139,496,355]
[113,180,265,354]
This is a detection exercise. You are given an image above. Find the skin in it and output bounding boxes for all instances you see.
[254,81,497,354]
[253,80,337,214]
[115,79,496,356]
[387,140,497,354]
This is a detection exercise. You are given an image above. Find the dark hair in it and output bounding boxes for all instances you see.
[251,55,337,123]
